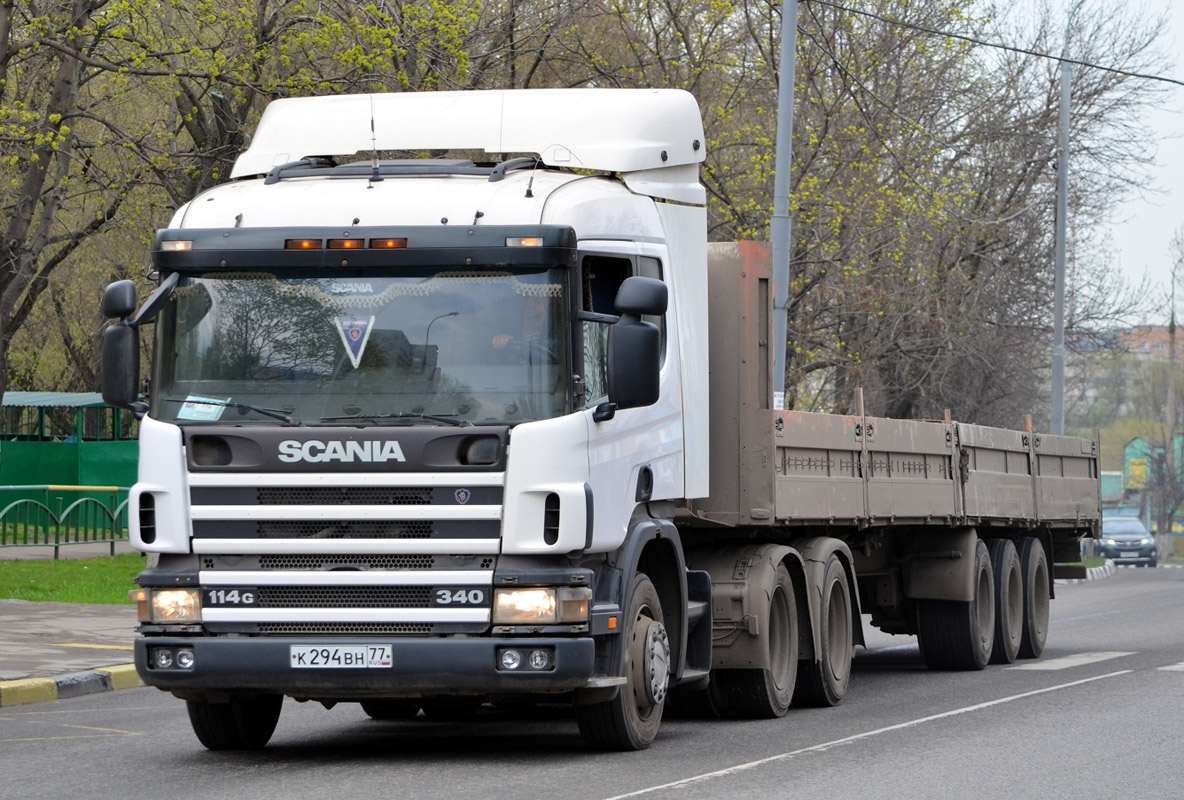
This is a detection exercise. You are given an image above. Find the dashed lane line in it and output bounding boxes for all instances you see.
[1006,651,1135,671]
[600,670,1132,800]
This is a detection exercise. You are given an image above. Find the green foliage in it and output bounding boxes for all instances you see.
[0,0,1165,430]
[0,553,144,604]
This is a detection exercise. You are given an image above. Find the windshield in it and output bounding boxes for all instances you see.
[151,268,569,426]
[1102,518,1147,536]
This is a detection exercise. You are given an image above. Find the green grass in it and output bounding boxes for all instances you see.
[0,553,144,603]
[1058,557,1107,568]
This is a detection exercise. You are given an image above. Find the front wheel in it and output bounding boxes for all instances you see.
[575,573,669,750]
[186,694,283,750]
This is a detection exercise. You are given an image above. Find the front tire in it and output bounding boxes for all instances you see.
[794,554,853,707]
[917,538,994,670]
[576,573,669,750]
[186,695,282,750]
[717,564,799,718]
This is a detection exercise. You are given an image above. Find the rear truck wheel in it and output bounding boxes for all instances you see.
[665,675,729,719]
[186,694,283,750]
[717,564,799,718]
[987,539,1023,665]
[361,700,421,720]
[794,554,853,707]
[916,538,994,670]
[575,573,669,750]
[1017,536,1050,659]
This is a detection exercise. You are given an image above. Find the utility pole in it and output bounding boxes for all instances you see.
[771,0,799,411]
[1050,62,1070,435]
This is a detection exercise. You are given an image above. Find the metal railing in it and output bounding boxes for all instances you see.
[0,485,130,559]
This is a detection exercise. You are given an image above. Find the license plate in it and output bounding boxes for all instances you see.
[1120,551,1139,559]
[290,645,392,669]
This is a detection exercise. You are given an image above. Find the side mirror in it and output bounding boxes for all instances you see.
[594,277,665,423]
[614,276,667,316]
[101,280,137,319]
[102,323,145,414]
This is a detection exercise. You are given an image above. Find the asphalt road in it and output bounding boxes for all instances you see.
[4,567,1182,800]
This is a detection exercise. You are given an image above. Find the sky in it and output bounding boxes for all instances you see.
[1101,2,1182,322]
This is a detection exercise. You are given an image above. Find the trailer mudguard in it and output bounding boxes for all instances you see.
[900,526,978,603]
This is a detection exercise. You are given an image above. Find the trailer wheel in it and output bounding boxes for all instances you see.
[916,538,994,670]
[186,694,282,750]
[575,573,669,750]
[987,539,1023,664]
[361,700,421,720]
[794,554,853,707]
[1017,536,1050,659]
[717,564,798,718]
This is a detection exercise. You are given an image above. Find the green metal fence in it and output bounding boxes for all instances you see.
[0,484,130,559]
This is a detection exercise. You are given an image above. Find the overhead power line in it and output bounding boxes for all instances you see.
[807,0,1184,89]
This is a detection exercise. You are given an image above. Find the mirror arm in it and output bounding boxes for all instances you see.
[128,271,180,327]
[592,401,617,423]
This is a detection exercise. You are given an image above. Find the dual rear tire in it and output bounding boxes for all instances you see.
[916,535,1050,670]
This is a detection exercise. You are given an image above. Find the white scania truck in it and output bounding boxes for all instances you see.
[101,89,1100,751]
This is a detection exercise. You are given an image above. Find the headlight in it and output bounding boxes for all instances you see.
[130,588,202,623]
[493,587,591,625]
[1141,538,1153,545]
[1104,538,1117,545]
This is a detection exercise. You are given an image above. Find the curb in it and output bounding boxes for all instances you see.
[1055,559,1115,586]
[0,664,141,708]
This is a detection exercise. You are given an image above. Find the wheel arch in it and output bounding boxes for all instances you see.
[794,536,865,653]
[611,515,692,683]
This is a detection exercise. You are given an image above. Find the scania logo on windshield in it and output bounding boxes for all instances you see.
[277,439,406,463]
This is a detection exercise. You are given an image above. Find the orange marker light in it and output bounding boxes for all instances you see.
[506,237,544,247]
[607,616,618,631]
[369,237,408,249]
[327,238,364,249]
[285,238,322,250]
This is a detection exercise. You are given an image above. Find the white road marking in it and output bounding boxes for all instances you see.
[1006,651,1135,671]
[601,671,1132,800]
[1158,662,1184,672]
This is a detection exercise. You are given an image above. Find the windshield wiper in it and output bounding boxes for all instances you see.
[319,412,473,427]
[163,397,300,425]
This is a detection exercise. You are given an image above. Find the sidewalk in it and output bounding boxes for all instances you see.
[0,541,142,707]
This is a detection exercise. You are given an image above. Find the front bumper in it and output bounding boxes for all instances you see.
[134,636,595,697]
[1097,543,1157,563]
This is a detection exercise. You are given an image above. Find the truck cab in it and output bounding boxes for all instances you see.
[103,89,714,751]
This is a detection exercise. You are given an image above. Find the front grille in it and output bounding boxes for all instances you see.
[259,554,438,570]
[257,622,434,635]
[200,555,494,570]
[257,521,432,539]
[257,487,432,505]
[256,586,432,608]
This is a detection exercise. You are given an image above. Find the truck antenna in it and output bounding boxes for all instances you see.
[368,94,383,186]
